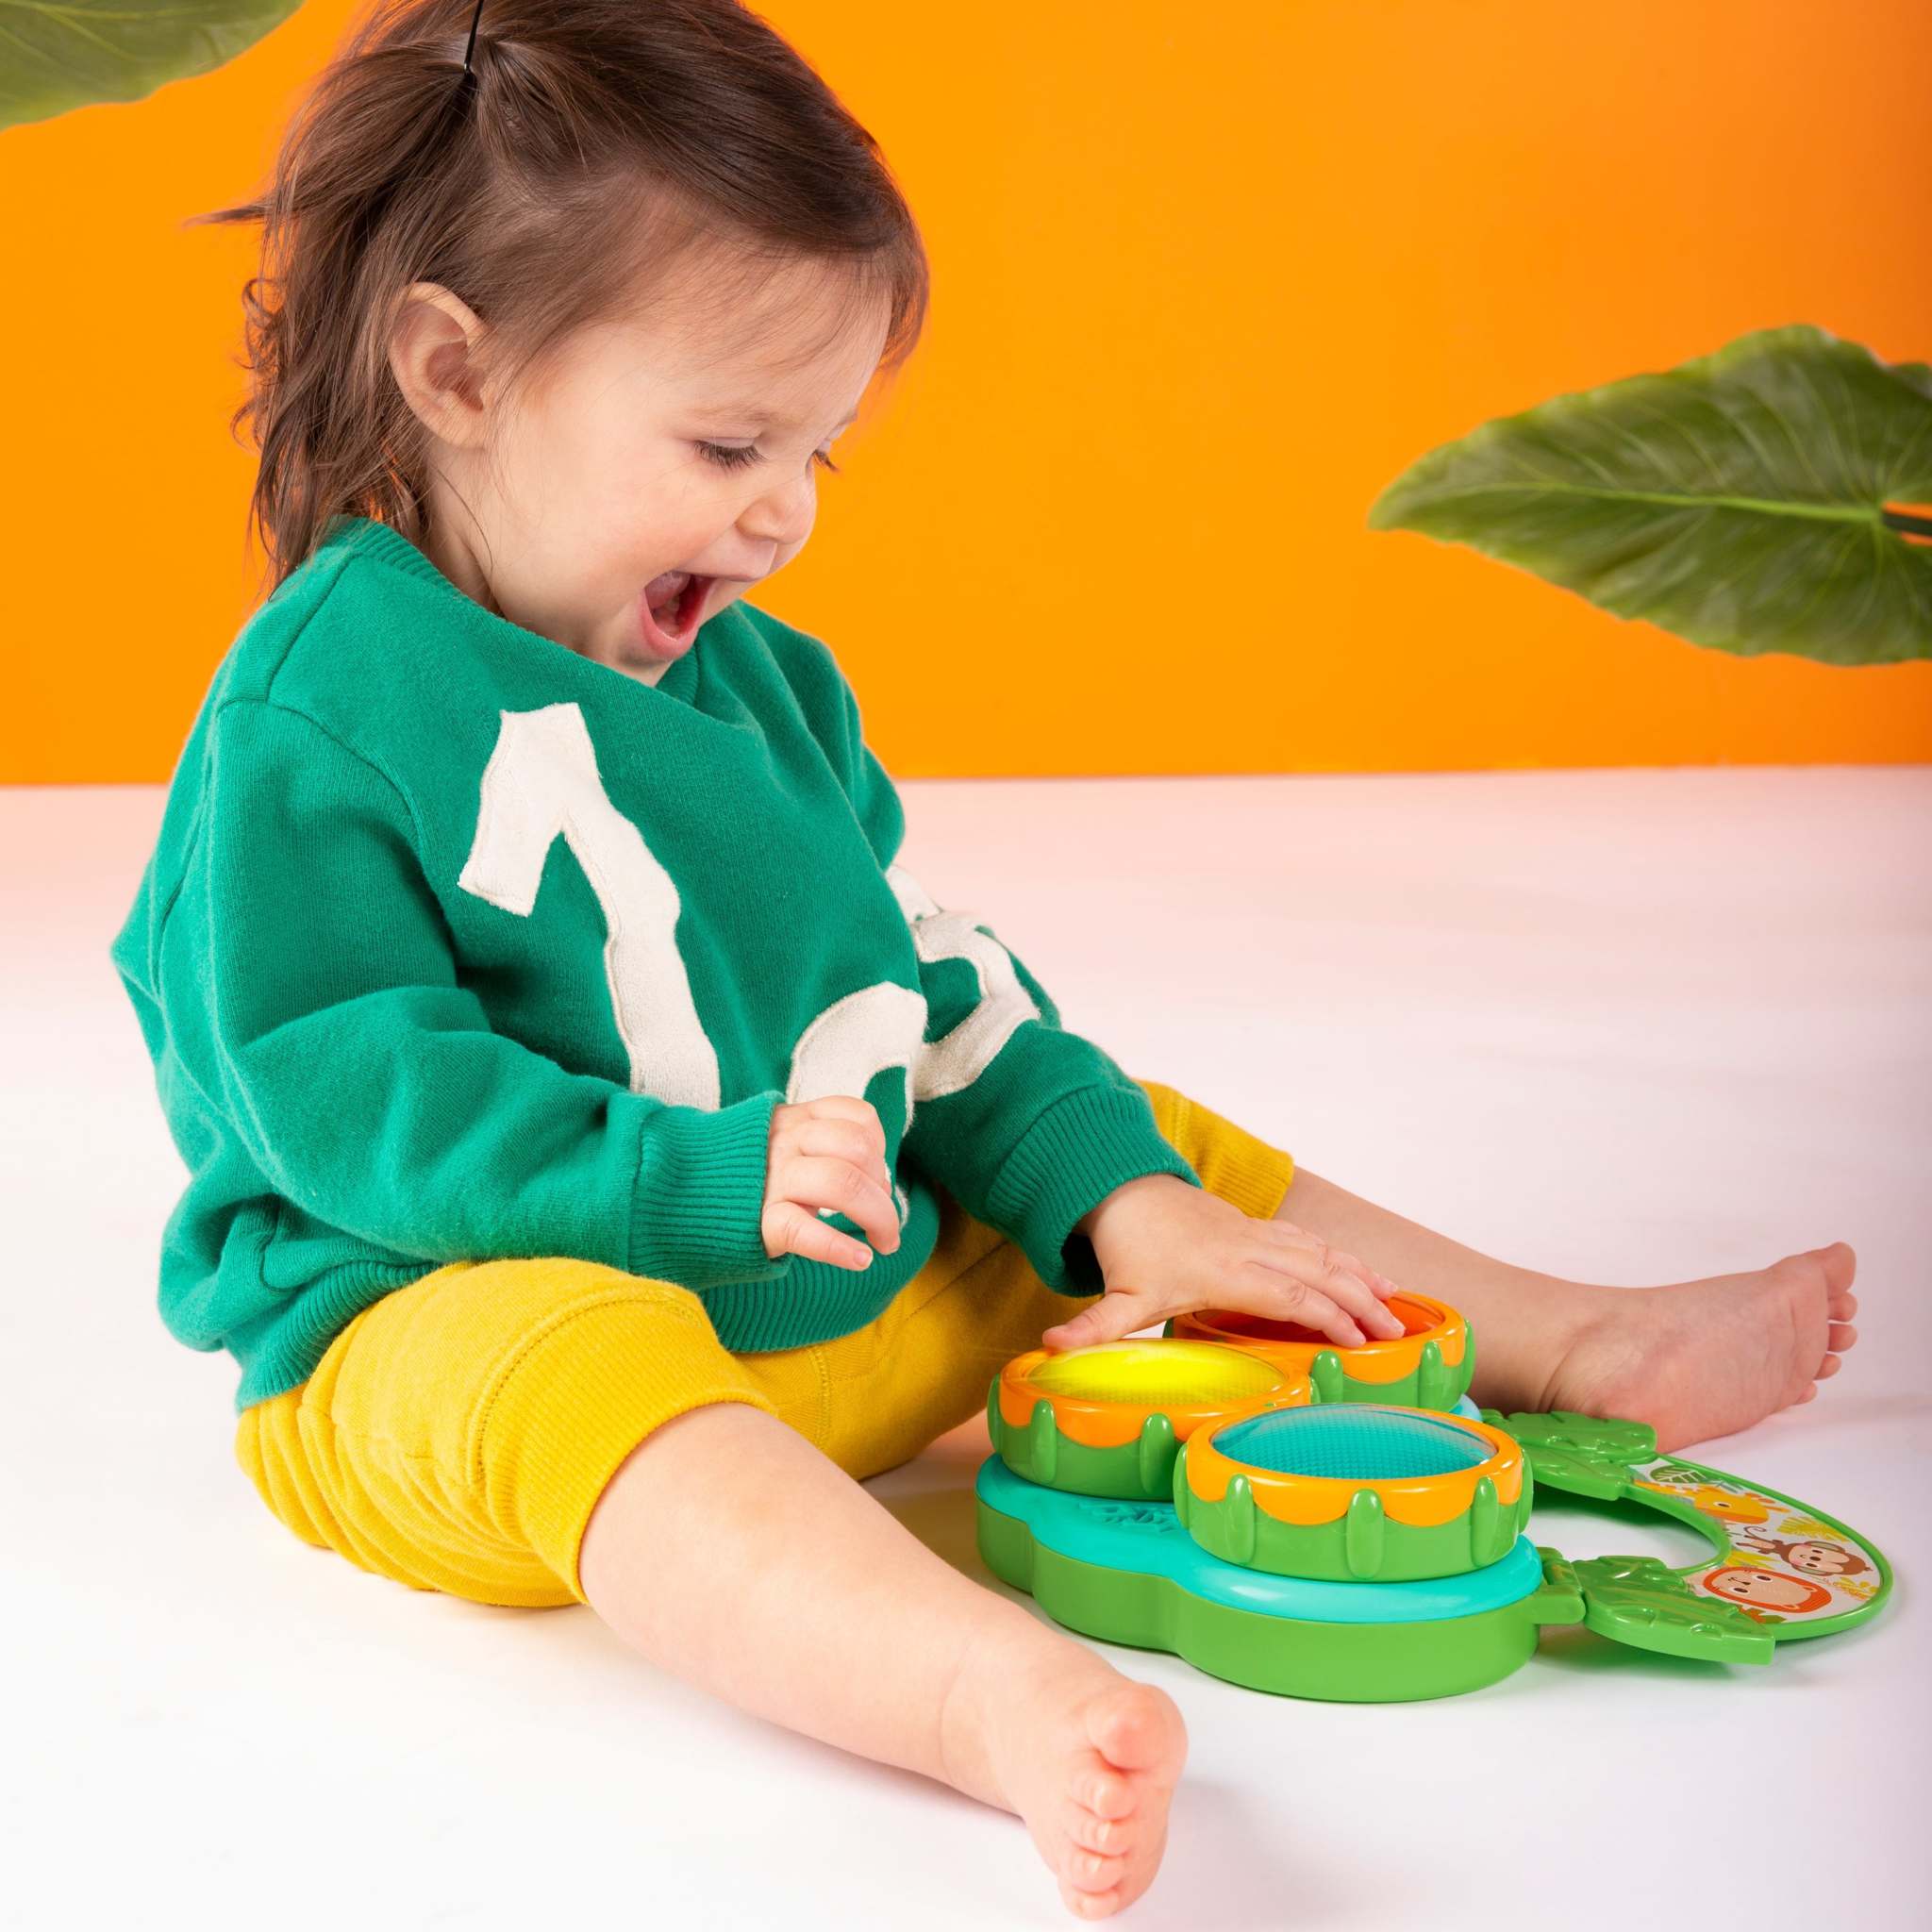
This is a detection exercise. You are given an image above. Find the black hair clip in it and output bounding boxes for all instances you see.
[462,0,486,76]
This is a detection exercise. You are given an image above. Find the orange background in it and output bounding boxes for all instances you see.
[4,0,1928,783]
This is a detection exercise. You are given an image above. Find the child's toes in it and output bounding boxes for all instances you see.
[1816,1241,1857,1293]
[1067,1806,1127,1857]
[1816,1353,1841,1379]
[1062,1845,1130,1895]
[1084,1681,1187,1781]
[1829,1321,1857,1353]
[1073,1761,1137,1820]
[1060,1875,1124,1920]
[1044,1682,1184,1919]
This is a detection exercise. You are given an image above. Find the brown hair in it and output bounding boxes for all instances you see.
[186,0,929,599]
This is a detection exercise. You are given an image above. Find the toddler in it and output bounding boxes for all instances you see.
[110,2,1859,1919]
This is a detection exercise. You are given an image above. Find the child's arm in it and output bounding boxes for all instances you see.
[816,671,1200,1297]
[153,698,789,1288]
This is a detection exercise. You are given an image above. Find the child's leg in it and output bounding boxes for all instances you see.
[236,1253,1183,1922]
[1270,1163,1858,1451]
[579,1401,1184,1921]
[1111,1076,1856,1451]
[554,1075,1315,1917]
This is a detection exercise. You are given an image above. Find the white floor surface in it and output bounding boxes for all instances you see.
[5,767,1927,1930]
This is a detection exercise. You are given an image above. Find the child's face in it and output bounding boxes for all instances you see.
[391,256,890,684]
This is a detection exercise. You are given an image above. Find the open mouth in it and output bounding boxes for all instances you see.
[638,571,713,655]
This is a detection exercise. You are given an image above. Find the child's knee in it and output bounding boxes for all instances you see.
[234,1257,763,1608]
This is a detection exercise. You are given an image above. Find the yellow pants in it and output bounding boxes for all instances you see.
[234,1076,1294,1609]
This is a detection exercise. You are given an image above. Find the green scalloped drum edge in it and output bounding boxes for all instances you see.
[1172,1432,1534,1581]
[985,1378,1190,1501]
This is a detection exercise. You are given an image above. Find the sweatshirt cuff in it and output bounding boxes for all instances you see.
[984,1083,1202,1296]
[627,1089,795,1289]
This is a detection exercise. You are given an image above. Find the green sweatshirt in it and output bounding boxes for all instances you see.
[108,514,1201,1411]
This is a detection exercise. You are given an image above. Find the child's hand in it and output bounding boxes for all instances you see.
[1041,1174,1407,1353]
[762,1094,903,1271]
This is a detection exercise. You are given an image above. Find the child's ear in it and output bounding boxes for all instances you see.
[389,281,495,445]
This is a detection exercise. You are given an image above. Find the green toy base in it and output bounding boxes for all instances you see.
[974,1406,1893,1700]
[976,1484,1579,1701]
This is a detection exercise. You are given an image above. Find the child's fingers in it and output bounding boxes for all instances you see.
[783,1152,901,1254]
[1268,1222,1404,1311]
[763,1198,876,1271]
[780,1114,900,1250]
[1324,1284,1399,1341]
[1233,1256,1386,1345]
[1273,1286,1365,1348]
[1041,1288,1152,1353]
[1267,1242,1407,1339]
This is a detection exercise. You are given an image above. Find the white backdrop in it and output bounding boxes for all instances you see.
[5,766,1925,1929]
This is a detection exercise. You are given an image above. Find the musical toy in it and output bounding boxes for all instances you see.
[974,1304,1890,1701]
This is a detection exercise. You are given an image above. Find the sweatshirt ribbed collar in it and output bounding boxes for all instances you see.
[317,514,704,708]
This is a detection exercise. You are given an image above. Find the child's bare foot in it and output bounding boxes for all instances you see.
[941,1622,1188,1919]
[1538,1241,1859,1453]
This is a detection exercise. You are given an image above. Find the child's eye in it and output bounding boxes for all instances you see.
[695,441,759,471]
[695,441,841,475]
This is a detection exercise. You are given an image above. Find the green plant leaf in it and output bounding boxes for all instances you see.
[0,0,302,134]
[1368,324,1932,666]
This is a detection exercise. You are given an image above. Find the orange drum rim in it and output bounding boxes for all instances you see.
[1185,1405,1524,1527]
[1172,1292,1467,1388]
[997,1341,1313,1451]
